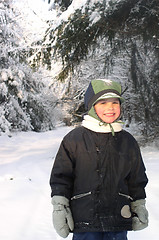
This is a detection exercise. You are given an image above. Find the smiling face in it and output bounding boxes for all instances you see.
[94,98,121,123]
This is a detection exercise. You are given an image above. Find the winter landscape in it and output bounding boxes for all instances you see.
[1,0,159,239]
[1,0,159,137]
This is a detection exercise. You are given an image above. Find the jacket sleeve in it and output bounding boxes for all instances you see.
[50,136,75,199]
[127,138,148,201]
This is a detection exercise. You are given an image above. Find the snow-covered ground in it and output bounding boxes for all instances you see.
[0,126,159,240]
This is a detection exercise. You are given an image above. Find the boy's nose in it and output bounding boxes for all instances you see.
[107,103,113,109]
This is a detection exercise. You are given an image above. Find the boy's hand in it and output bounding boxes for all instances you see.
[131,199,148,231]
[52,196,74,238]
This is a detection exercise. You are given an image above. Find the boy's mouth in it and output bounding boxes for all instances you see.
[104,113,115,116]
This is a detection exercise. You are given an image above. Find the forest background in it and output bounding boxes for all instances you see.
[1,0,159,144]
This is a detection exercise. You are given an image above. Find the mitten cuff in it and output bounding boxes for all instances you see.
[131,199,146,209]
[52,195,69,206]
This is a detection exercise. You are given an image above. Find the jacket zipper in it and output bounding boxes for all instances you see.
[118,192,133,201]
[71,191,92,200]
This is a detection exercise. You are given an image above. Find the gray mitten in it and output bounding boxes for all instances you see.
[52,196,74,238]
[131,199,148,231]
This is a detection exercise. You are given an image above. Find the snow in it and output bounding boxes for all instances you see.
[89,11,101,25]
[12,0,55,45]
[12,0,90,44]
[0,126,159,240]
[0,127,73,240]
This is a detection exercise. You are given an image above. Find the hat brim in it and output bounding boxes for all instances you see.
[94,92,125,104]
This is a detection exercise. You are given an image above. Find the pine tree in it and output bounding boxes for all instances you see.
[36,0,159,140]
[0,1,59,134]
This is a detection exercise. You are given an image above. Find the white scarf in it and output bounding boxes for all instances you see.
[82,115,122,133]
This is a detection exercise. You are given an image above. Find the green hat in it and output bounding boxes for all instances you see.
[84,79,125,121]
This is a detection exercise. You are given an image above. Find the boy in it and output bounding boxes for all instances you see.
[50,79,148,240]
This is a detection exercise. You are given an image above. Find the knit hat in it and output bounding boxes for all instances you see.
[84,79,125,121]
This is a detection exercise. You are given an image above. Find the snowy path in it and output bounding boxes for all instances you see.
[0,127,159,240]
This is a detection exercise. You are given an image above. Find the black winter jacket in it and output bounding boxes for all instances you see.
[50,126,148,233]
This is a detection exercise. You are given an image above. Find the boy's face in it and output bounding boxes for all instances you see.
[94,98,121,123]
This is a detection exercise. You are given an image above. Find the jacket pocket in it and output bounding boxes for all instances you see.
[117,192,132,219]
[118,192,133,201]
[71,191,92,200]
[70,191,94,222]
